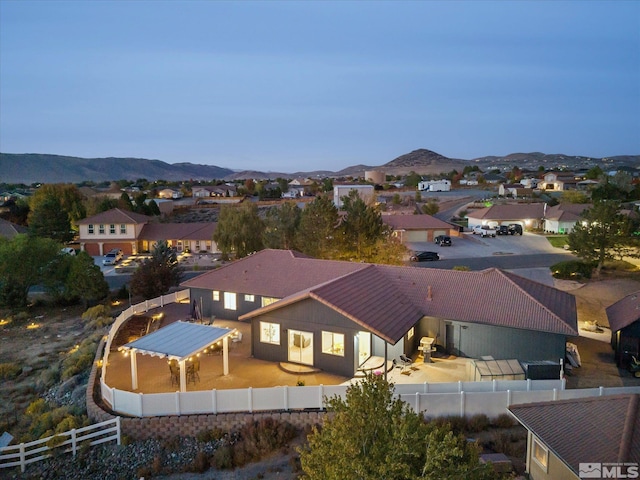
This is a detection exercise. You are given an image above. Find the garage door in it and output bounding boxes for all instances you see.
[104,242,133,255]
[429,230,447,241]
[405,230,428,242]
[84,243,101,256]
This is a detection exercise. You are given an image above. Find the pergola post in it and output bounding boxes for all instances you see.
[130,350,138,390]
[223,336,229,375]
[179,359,187,392]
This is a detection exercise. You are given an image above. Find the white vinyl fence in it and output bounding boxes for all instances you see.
[0,417,120,473]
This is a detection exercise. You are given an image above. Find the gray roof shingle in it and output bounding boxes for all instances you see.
[606,290,640,332]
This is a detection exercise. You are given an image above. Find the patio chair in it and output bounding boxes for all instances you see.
[232,331,243,344]
[187,358,200,384]
[400,354,413,366]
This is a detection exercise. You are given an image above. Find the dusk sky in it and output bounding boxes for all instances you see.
[1,1,638,173]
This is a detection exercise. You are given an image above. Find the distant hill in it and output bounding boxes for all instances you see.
[1,150,637,184]
[0,153,234,184]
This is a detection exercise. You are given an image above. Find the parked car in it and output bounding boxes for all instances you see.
[410,251,440,262]
[508,224,523,235]
[434,235,452,246]
[496,225,510,235]
[60,247,76,256]
[102,249,124,265]
[472,225,496,237]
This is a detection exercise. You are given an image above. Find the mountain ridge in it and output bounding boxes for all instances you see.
[1,150,637,184]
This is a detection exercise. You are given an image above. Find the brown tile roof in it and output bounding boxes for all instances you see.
[468,203,546,221]
[77,208,151,225]
[606,290,640,332]
[509,394,640,475]
[138,223,217,241]
[544,203,590,222]
[199,249,577,343]
[182,249,367,299]
[381,214,454,230]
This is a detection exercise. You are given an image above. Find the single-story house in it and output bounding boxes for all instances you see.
[509,394,640,480]
[498,184,533,198]
[0,218,28,239]
[382,214,459,243]
[542,204,591,234]
[606,290,640,369]
[182,249,577,378]
[77,208,218,256]
[466,203,546,231]
[157,188,183,199]
[192,185,238,198]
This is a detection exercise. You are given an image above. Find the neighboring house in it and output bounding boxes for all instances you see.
[182,249,577,378]
[509,394,640,480]
[333,185,375,208]
[77,208,151,256]
[481,173,505,184]
[0,218,28,239]
[417,179,451,192]
[137,222,217,254]
[77,208,218,256]
[192,185,238,198]
[606,290,640,369]
[158,188,183,199]
[520,178,539,189]
[542,203,591,234]
[498,184,533,198]
[282,189,301,199]
[467,203,546,231]
[539,172,579,191]
[382,214,459,243]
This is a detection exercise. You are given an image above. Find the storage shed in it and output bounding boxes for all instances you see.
[471,359,525,381]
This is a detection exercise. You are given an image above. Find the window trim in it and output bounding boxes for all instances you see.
[321,331,345,357]
[260,321,280,345]
[120,224,126,234]
[88,224,94,234]
[109,224,116,234]
[244,294,255,302]
[408,327,415,340]
[212,291,220,301]
[98,224,105,234]
[532,437,548,472]
[223,292,237,311]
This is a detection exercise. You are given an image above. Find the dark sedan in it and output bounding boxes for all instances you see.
[410,251,440,262]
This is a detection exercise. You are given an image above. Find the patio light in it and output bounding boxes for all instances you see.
[0,318,11,326]
[26,322,40,330]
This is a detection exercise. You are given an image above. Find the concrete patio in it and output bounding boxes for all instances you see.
[103,301,473,395]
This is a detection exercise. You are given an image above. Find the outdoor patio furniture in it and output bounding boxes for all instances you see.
[169,360,180,386]
[187,358,200,384]
[232,331,243,344]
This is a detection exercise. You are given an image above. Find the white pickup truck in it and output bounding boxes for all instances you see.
[472,225,497,237]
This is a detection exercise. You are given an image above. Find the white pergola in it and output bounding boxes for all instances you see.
[121,321,236,393]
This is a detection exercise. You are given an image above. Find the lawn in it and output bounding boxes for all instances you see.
[546,235,569,249]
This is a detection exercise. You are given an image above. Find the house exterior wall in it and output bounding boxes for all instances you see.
[419,318,565,362]
[188,288,266,322]
[249,298,368,377]
[526,434,578,480]
[544,219,577,234]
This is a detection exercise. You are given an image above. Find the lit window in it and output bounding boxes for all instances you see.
[260,322,280,345]
[532,438,548,472]
[195,241,200,251]
[120,224,126,234]
[109,224,116,234]
[212,291,220,301]
[88,224,94,234]
[245,294,255,302]
[99,224,105,234]
[261,297,278,307]
[408,327,414,340]
[322,331,344,356]
[224,292,236,311]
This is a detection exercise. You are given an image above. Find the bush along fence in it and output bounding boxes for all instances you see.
[0,417,120,473]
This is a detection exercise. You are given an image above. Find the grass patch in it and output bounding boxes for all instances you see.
[546,236,569,249]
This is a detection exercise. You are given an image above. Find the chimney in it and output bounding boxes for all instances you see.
[427,285,433,301]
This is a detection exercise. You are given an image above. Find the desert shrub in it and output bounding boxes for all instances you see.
[467,413,490,433]
[0,362,22,380]
[551,260,593,280]
[484,430,527,457]
[190,450,210,473]
[212,443,234,469]
[162,436,181,451]
[430,415,468,435]
[492,413,516,428]
[82,304,112,329]
[46,434,67,457]
[453,265,471,271]
[232,418,298,467]
[61,334,101,380]
[197,427,226,443]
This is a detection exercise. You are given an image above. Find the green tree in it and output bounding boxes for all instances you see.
[213,202,265,258]
[404,172,422,188]
[28,195,73,243]
[130,240,182,299]
[567,200,634,275]
[299,373,494,480]
[29,184,86,223]
[119,192,134,211]
[263,202,301,250]
[0,235,61,307]
[585,165,603,180]
[66,252,109,307]
[296,195,339,259]
[338,190,387,261]
[560,190,589,204]
[421,200,439,215]
[321,178,334,193]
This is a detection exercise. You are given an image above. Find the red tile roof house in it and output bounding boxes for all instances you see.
[467,203,546,231]
[77,208,218,256]
[607,290,640,370]
[182,249,577,378]
[381,214,460,244]
[509,394,640,480]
